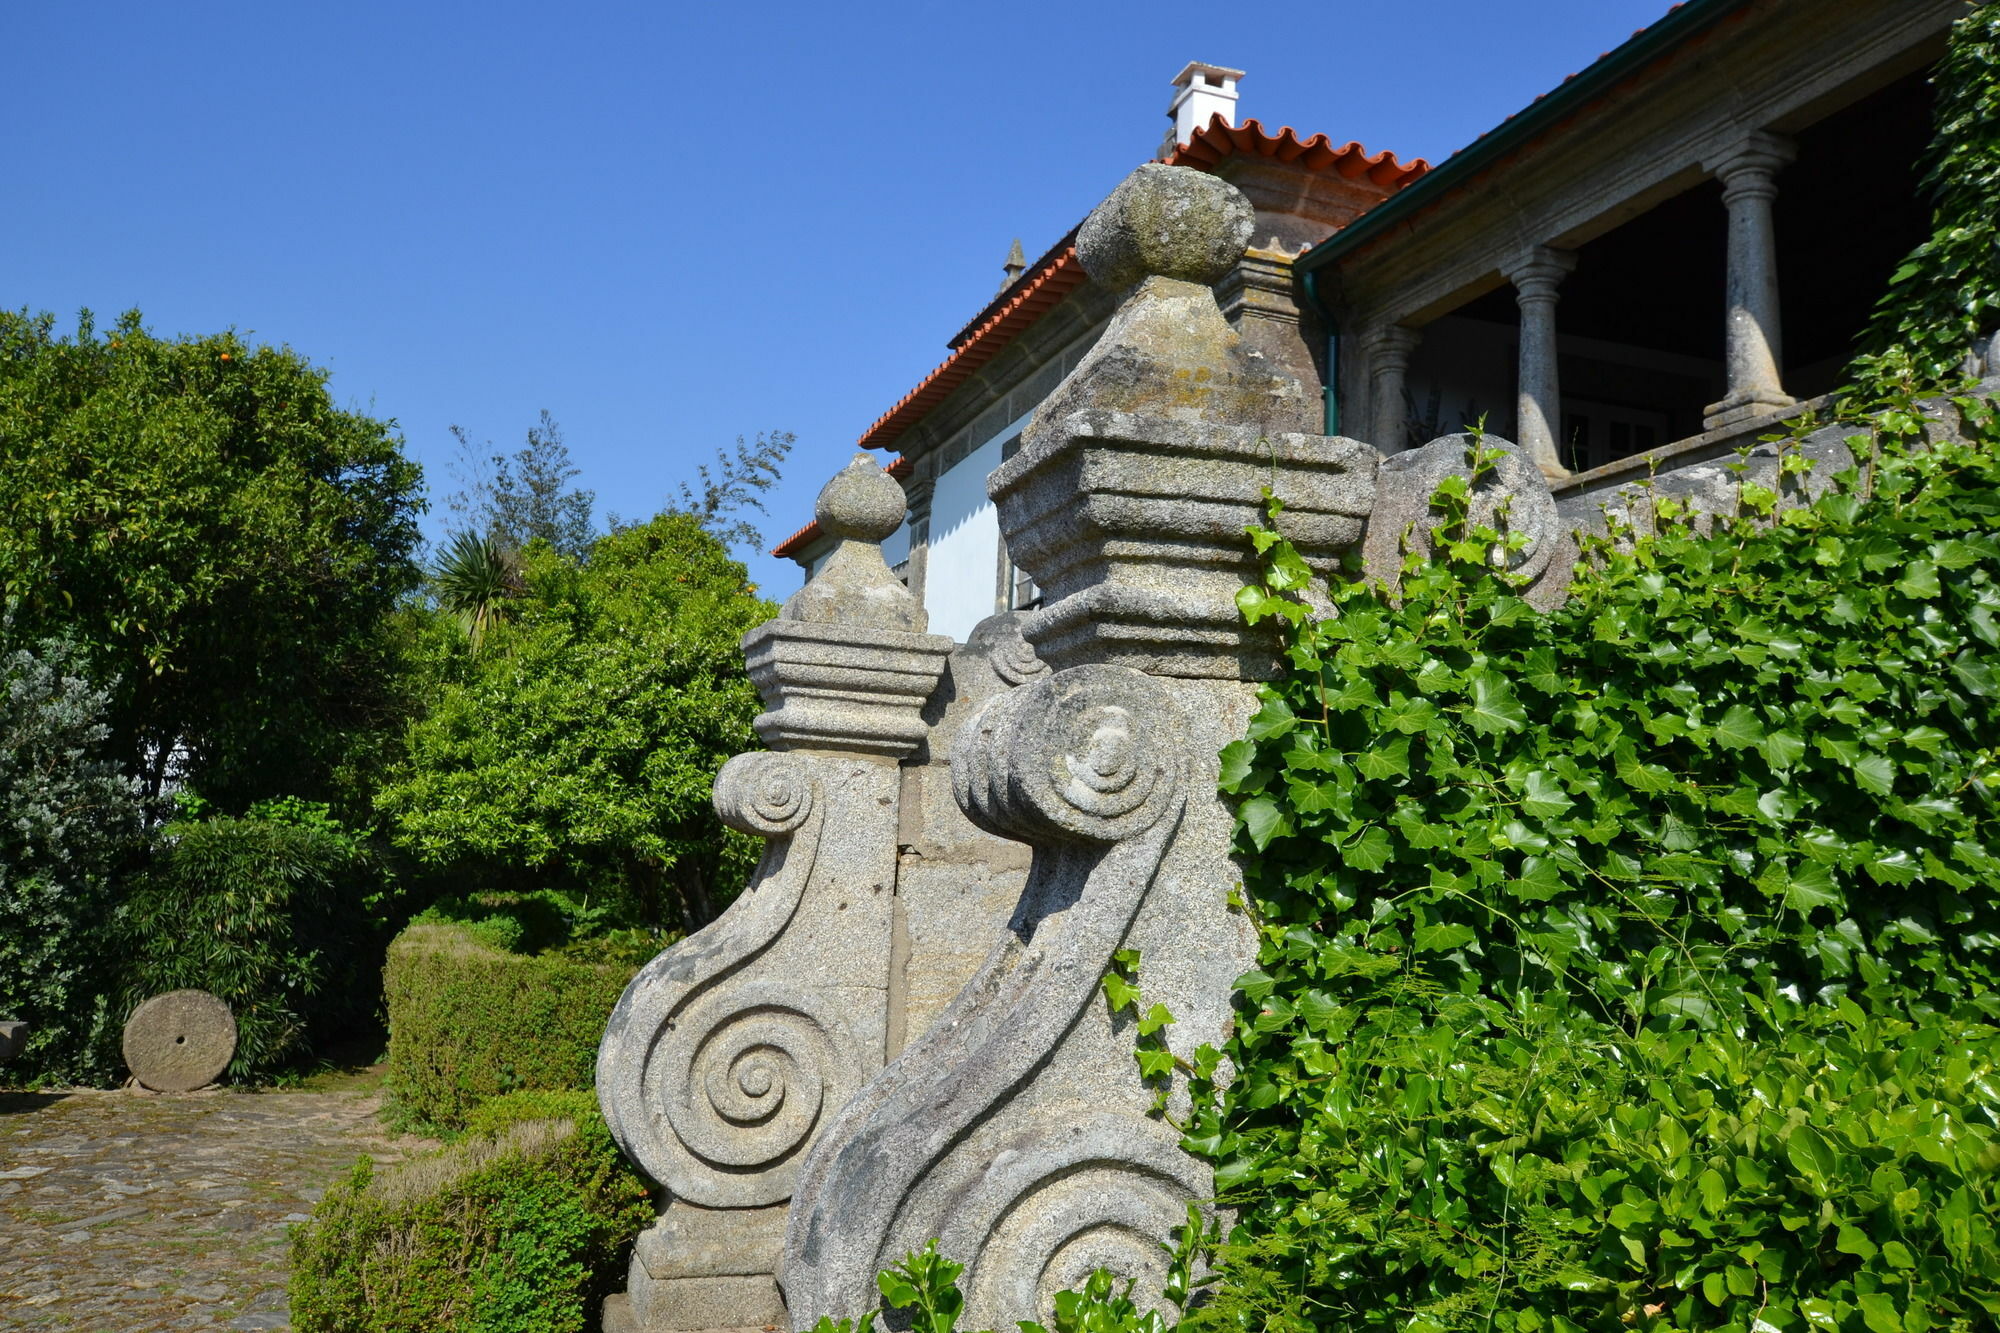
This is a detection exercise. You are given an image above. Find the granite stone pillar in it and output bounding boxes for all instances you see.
[1505,246,1577,479]
[597,457,952,1332]
[1366,324,1422,454]
[1703,132,1797,430]
[780,164,1378,1330]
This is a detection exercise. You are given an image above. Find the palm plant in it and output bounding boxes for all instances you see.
[431,530,521,651]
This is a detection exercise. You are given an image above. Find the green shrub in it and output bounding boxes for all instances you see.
[117,815,375,1081]
[384,921,640,1131]
[0,626,146,1085]
[1186,399,2000,1330]
[288,1090,650,1333]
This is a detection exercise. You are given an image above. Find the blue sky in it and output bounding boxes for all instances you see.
[10,0,1669,597]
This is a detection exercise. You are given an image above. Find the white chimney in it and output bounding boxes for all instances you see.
[1166,61,1244,148]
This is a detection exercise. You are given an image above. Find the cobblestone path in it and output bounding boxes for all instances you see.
[1,1086,432,1332]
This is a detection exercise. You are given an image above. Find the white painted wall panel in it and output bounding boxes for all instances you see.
[923,433,1006,643]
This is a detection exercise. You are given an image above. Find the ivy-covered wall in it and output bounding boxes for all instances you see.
[1179,10,2000,1328]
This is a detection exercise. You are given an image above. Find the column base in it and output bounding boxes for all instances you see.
[611,1201,791,1331]
[1703,390,1795,432]
[618,1273,786,1331]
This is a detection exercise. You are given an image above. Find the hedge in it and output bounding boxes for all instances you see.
[383,921,639,1131]
[288,1089,650,1333]
[118,815,373,1082]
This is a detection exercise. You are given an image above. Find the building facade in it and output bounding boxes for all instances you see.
[775,0,1964,637]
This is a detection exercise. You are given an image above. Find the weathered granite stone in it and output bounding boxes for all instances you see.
[598,460,952,1330]
[1363,432,1578,610]
[122,991,235,1093]
[1076,163,1254,292]
[783,164,1309,1330]
[891,614,1045,1048]
[0,1020,26,1062]
[992,168,1375,680]
[1557,421,1858,548]
[783,666,1248,1328]
[780,453,925,632]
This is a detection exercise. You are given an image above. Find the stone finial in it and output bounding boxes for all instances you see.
[814,452,907,543]
[986,163,1369,680]
[782,454,922,632]
[1000,238,1027,292]
[1076,163,1253,292]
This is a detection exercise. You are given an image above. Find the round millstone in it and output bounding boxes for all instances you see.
[123,990,236,1092]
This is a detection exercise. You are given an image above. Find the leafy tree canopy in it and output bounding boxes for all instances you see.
[0,309,425,810]
[375,512,774,931]
[0,627,147,1083]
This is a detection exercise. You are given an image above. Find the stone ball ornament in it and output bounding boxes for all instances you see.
[1076,163,1255,291]
[123,990,237,1092]
[815,452,907,543]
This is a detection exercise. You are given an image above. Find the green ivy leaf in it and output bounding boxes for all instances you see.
[1519,770,1575,819]
[1466,670,1527,735]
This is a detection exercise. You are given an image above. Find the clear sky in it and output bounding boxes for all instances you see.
[10,0,1670,598]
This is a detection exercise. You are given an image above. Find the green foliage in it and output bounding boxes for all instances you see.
[0,626,146,1084]
[287,1090,649,1333]
[664,428,797,553]
[382,920,641,1132]
[431,529,524,652]
[0,309,424,813]
[811,1227,1208,1333]
[879,1241,975,1333]
[377,511,773,930]
[1848,3,2000,394]
[1189,403,2000,1330]
[446,410,597,561]
[117,815,375,1081]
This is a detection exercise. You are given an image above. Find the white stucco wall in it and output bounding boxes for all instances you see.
[923,409,1034,642]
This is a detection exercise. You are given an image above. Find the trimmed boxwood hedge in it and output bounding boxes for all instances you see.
[383,921,638,1132]
[288,1089,650,1333]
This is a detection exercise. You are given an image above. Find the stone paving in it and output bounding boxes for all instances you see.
[0,1084,432,1332]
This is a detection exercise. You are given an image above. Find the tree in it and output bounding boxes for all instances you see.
[446,409,596,559]
[375,513,774,931]
[666,429,795,552]
[0,627,147,1083]
[430,529,522,653]
[0,309,425,814]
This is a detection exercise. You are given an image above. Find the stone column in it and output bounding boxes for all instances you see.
[901,474,934,605]
[781,164,1378,1331]
[597,457,952,1333]
[1703,132,1797,430]
[1366,324,1422,454]
[1504,246,1577,479]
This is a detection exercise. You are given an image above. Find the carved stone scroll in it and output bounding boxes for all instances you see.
[781,666,1206,1326]
[781,163,1378,1332]
[598,455,952,1332]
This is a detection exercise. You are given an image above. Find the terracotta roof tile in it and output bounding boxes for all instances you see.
[856,245,1091,451]
[1164,116,1429,188]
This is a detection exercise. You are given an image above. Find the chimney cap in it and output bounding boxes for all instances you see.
[1170,61,1245,90]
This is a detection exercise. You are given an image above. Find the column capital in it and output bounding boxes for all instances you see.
[1503,246,1578,302]
[1365,323,1423,368]
[1704,131,1796,199]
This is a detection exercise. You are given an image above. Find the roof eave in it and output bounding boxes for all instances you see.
[1293,0,1752,277]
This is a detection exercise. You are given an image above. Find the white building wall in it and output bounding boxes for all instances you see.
[922,408,1034,643]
